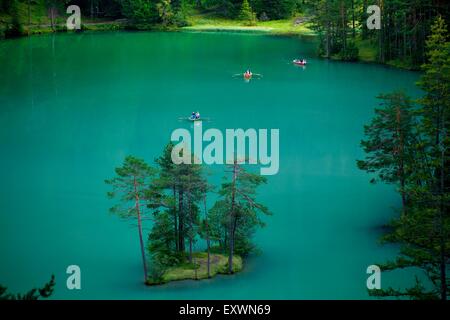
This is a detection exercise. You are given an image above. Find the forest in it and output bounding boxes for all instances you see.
[357,16,449,300]
[0,1,449,69]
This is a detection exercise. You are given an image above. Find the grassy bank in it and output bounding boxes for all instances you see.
[0,1,314,38]
[146,252,243,286]
[0,3,415,70]
[183,13,314,36]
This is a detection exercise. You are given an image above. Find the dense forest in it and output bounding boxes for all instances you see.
[106,145,271,284]
[310,0,450,65]
[1,1,449,69]
[358,16,449,300]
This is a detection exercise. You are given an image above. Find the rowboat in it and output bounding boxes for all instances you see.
[178,117,210,122]
[293,59,307,66]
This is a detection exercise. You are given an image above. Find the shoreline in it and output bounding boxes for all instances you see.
[0,18,418,71]
[146,253,243,286]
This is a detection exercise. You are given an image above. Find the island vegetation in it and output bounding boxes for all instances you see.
[105,144,271,285]
[358,16,449,300]
[0,1,448,69]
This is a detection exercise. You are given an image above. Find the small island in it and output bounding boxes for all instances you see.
[106,143,270,286]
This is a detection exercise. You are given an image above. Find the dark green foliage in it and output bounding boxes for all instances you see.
[116,0,188,26]
[373,0,448,65]
[360,17,449,300]
[148,210,182,267]
[107,143,272,282]
[105,156,156,217]
[215,160,271,272]
[3,0,22,38]
[0,275,55,300]
[119,0,159,24]
[311,0,357,59]
[310,0,449,66]
[105,156,157,282]
[238,0,256,25]
[0,0,15,13]
[338,40,358,61]
[207,199,229,249]
[147,143,208,266]
[147,259,168,283]
[357,91,416,211]
[251,0,296,19]
[195,0,295,19]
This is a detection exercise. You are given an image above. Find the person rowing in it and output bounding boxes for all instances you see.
[189,111,200,120]
[293,58,307,65]
[232,69,261,80]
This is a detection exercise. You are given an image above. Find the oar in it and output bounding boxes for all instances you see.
[177,117,212,122]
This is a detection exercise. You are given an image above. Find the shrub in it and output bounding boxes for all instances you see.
[259,12,269,22]
[339,41,359,61]
[147,260,167,284]
[238,0,257,26]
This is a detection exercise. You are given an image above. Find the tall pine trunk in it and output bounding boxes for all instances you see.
[28,0,31,35]
[173,186,179,252]
[395,107,407,214]
[204,195,211,278]
[340,1,347,53]
[351,0,355,38]
[188,194,193,263]
[228,160,238,274]
[325,0,330,58]
[362,0,368,40]
[134,177,148,282]
[437,107,447,301]
[439,156,446,300]
[178,190,185,252]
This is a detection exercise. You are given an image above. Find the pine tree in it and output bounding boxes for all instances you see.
[357,91,417,213]
[150,143,207,262]
[414,15,450,300]
[105,156,157,282]
[363,16,450,300]
[0,275,55,300]
[238,0,255,25]
[120,0,159,25]
[218,159,271,273]
[156,0,174,25]
[147,210,178,268]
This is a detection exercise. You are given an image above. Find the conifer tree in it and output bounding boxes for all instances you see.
[357,91,416,213]
[105,156,157,282]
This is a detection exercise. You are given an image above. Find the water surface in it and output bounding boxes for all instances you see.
[0,31,420,299]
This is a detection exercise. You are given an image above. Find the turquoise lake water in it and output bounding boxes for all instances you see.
[0,31,420,299]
